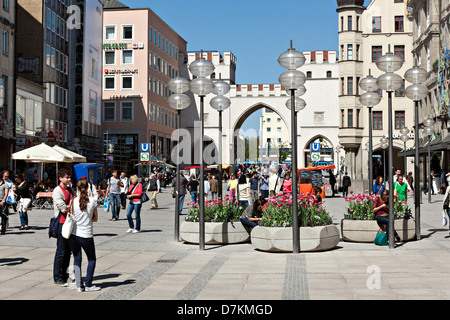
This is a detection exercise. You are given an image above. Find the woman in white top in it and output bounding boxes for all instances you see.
[68,179,100,292]
[237,174,250,209]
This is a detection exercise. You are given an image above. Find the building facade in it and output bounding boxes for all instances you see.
[337,0,414,189]
[0,0,16,169]
[101,2,187,174]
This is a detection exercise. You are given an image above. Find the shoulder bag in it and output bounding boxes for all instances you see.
[61,201,74,239]
[374,230,388,246]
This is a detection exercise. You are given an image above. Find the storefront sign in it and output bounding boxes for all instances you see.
[104,68,138,74]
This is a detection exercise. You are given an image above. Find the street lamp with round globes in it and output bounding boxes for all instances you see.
[210,82,231,200]
[168,76,192,242]
[404,64,428,240]
[188,53,215,250]
[399,127,410,173]
[278,41,306,253]
[376,47,404,249]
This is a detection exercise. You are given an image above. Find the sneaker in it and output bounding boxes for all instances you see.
[85,285,101,292]
[77,287,85,293]
[54,280,68,287]
[132,229,140,233]
[126,228,134,233]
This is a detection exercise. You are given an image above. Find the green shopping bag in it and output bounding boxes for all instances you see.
[374,230,388,246]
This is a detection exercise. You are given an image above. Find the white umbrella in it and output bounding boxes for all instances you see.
[52,145,86,163]
[11,143,71,162]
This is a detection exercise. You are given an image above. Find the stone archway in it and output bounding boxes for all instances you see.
[303,135,335,168]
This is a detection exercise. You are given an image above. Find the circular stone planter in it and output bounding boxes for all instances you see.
[180,221,250,245]
[250,225,340,253]
[341,218,416,243]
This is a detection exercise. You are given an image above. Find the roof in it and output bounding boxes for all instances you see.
[100,0,129,9]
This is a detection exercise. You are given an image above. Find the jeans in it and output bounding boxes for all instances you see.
[0,205,8,233]
[19,211,28,227]
[376,215,399,238]
[110,193,121,219]
[343,186,349,197]
[240,218,258,229]
[53,222,71,283]
[127,203,142,231]
[238,200,249,209]
[68,235,96,288]
[179,194,185,214]
[260,189,269,199]
[191,191,198,204]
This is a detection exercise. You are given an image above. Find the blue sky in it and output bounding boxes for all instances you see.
[119,0,372,132]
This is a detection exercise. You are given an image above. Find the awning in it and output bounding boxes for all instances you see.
[11,143,72,162]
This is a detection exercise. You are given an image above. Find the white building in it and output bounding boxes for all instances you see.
[337,0,414,189]
[182,50,340,171]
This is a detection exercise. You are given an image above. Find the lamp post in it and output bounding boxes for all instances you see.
[404,65,428,240]
[399,127,410,174]
[168,76,191,242]
[189,53,215,250]
[424,116,435,204]
[359,72,381,192]
[380,137,388,186]
[376,48,404,248]
[210,81,231,200]
[278,41,306,253]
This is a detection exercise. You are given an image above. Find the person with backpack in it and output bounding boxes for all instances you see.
[52,168,74,287]
[105,170,123,221]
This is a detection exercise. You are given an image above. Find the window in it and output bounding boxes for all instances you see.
[122,25,133,40]
[306,71,312,78]
[394,45,405,61]
[373,111,383,130]
[395,80,405,97]
[327,71,332,78]
[347,77,353,95]
[347,44,353,60]
[103,102,115,121]
[372,46,382,62]
[104,75,115,90]
[104,51,115,65]
[277,127,281,132]
[372,16,381,32]
[121,101,133,121]
[2,30,8,55]
[46,8,51,29]
[277,118,281,122]
[3,0,8,11]
[348,109,353,127]
[341,16,344,32]
[395,111,405,129]
[395,16,404,32]
[267,128,271,132]
[122,50,133,65]
[51,47,55,68]
[46,45,51,66]
[105,26,116,40]
[51,11,56,32]
[341,109,345,127]
[348,16,352,30]
[267,118,271,122]
[121,75,133,90]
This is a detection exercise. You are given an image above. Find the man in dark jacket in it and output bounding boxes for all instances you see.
[342,172,351,197]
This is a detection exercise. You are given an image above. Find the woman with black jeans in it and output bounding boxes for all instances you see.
[373,190,400,242]
[240,197,266,229]
[69,179,100,292]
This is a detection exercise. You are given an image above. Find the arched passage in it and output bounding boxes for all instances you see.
[303,135,335,167]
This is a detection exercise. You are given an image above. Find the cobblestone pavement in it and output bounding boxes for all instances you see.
[1,186,450,303]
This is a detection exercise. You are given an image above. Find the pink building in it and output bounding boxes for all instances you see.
[101,1,187,174]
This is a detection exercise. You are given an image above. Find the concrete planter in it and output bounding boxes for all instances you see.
[180,221,250,245]
[341,218,416,243]
[250,225,340,253]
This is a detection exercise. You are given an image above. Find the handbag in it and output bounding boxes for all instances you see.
[141,192,150,203]
[444,194,450,209]
[61,202,74,239]
[5,189,16,205]
[374,230,388,246]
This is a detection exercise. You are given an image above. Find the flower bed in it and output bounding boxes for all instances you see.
[180,198,249,245]
[251,193,340,252]
[341,191,415,242]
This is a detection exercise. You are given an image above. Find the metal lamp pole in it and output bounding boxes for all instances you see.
[424,117,435,204]
[405,65,428,239]
[168,77,191,242]
[189,52,215,250]
[278,41,306,253]
[376,48,404,248]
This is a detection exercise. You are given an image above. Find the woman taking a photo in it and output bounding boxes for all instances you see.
[373,190,401,242]
[126,175,143,234]
[69,179,100,292]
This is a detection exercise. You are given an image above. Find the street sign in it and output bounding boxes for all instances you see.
[311,152,321,162]
[140,143,150,152]
[140,152,150,162]
[311,143,320,152]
